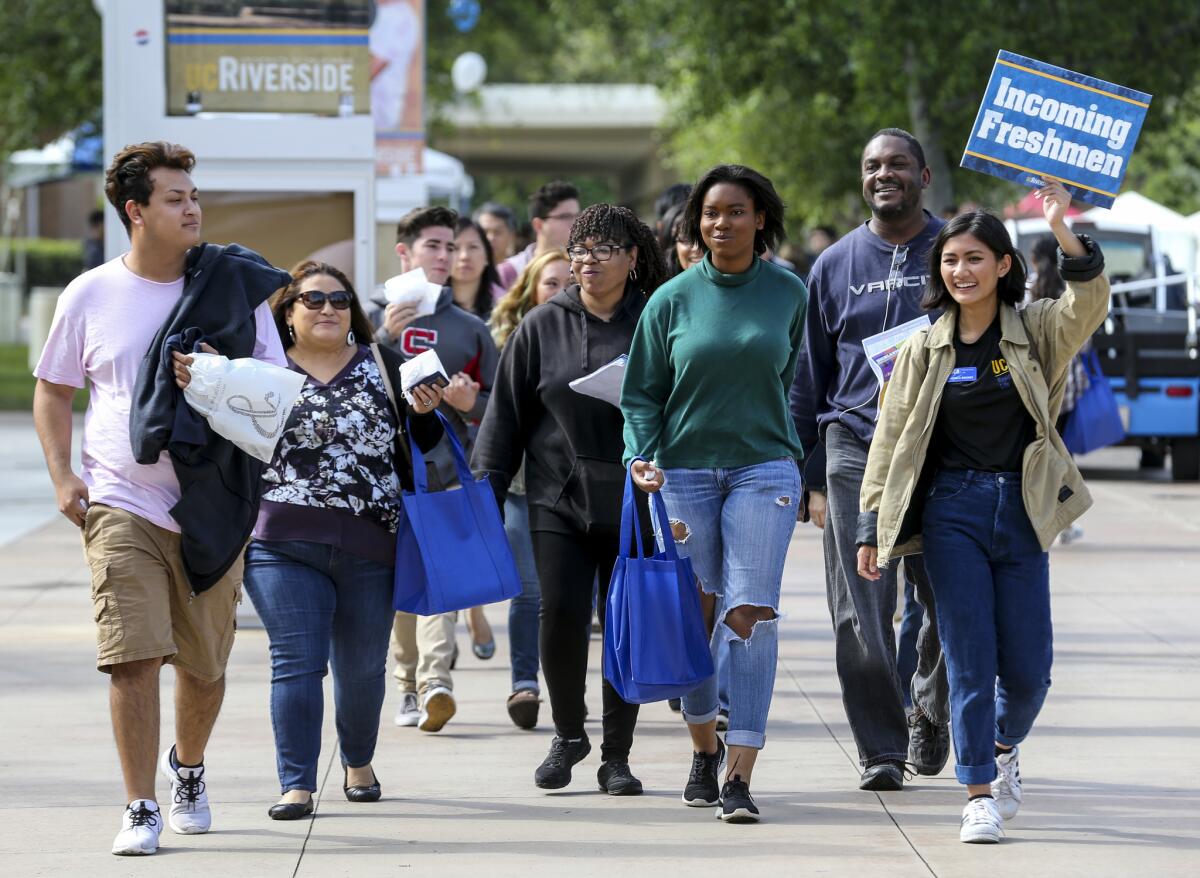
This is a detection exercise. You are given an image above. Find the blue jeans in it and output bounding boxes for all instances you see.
[896,577,922,710]
[659,458,800,749]
[716,610,731,713]
[921,469,1053,785]
[504,494,541,693]
[243,539,396,793]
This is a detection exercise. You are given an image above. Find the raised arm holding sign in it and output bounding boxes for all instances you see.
[961,51,1152,208]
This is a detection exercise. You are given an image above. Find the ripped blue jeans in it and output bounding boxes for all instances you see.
[657,458,800,749]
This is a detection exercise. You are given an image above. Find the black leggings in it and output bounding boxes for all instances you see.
[531,526,639,762]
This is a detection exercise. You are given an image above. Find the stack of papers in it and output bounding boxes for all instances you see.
[862,316,931,388]
[384,267,442,319]
[569,355,627,408]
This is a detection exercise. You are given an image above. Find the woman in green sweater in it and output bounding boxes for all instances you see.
[622,164,807,823]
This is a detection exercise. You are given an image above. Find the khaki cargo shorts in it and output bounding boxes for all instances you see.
[81,503,243,682]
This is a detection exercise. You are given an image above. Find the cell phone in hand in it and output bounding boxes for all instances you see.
[409,372,450,392]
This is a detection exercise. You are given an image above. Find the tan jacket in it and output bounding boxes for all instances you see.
[859,257,1110,567]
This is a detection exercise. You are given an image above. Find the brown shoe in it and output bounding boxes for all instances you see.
[506,689,540,730]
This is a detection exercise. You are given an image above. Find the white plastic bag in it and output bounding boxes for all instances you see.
[182,353,307,463]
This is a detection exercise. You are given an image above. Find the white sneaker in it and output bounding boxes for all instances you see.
[111,800,162,856]
[159,747,211,834]
[992,746,1023,820]
[960,796,1004,844]
[418,686,456,732]
[395,691,420,727]
[1059,524,1083,545]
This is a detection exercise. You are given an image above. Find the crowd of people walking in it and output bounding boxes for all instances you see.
[31,126,1108,856]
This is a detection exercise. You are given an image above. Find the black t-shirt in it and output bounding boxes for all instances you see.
[931,315,1036,473]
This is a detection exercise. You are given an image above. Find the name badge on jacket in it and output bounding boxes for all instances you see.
[948,366,978,384]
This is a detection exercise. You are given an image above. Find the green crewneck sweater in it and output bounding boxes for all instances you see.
[622,254,807,468]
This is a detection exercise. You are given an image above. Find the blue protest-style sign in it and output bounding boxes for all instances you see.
[961,51,1151,209]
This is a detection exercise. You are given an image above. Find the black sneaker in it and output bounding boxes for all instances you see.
[682,737,725,807]
[859,760,905,791]
[597,761,643,796]
[534,736,591,789]
[908,708,950,776]
[717,779,760,823]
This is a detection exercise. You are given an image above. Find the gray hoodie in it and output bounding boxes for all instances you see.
[369,286,499,489]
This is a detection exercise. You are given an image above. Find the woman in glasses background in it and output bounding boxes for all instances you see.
[242,261,445,821]
[473,206,666,795]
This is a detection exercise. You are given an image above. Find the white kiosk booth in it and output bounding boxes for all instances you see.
[99,1,377,291]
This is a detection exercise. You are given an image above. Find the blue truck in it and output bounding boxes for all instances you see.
[1011,216,1200,481]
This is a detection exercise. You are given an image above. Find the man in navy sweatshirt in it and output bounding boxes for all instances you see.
[790,128,950,790]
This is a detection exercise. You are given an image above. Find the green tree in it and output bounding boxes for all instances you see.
[425,0,1200,227]
[0,0,102,160]
[1126,85,1200,215]
[623,0,1200,226]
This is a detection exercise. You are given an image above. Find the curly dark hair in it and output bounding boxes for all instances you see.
[683,164,786,257]
[270,261,374,347]
[567,204,667,295]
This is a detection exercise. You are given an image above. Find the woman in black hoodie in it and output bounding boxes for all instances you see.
[473,205,666,794]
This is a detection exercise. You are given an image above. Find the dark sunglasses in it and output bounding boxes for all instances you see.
[298,290,353,310]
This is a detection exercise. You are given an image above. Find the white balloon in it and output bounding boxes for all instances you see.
[451,51,488,94]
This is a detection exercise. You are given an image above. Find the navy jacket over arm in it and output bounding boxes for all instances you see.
[130,243,292,594]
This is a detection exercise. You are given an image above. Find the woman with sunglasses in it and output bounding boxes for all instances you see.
[474,205,666,794]
[243,261,445,821]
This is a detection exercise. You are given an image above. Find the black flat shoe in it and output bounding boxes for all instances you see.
[268,798,314,820]
[343,764,382,802]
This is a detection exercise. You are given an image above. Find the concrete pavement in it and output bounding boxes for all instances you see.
[0,434,1197,877]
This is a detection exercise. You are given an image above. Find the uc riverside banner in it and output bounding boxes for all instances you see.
[165,1,371,116]
[961,51,1152,209]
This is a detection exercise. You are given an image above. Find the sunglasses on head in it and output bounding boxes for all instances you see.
[298,290,353,310]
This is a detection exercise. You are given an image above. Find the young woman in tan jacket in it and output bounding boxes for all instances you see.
[855,180,1109,844]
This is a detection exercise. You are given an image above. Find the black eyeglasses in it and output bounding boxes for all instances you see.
[298,290,353,310]
[567,244,626,262]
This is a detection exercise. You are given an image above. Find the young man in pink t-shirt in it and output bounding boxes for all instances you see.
[32,142,286,856]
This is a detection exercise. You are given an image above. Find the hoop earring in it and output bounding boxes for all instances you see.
[287,324,295,342]
[629,266,638,281]
[347,329,356,346]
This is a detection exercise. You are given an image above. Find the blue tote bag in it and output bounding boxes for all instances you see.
[1062,349,1125,456]
[603,468,714,704]
[393,411,521,615]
